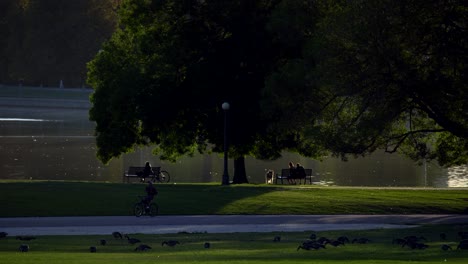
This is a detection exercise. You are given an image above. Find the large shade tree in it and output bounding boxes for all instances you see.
[87,0,322,183]
[88,0,467,186]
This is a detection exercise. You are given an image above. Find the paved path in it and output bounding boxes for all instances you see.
[1,215,468,236]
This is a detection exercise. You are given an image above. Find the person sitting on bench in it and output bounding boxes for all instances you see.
[288,161,297,184]
[138,161,154,182]
[296,163,306,183]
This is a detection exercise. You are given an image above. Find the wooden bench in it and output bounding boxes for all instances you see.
[274,168,317,184]
[123,166,161,183]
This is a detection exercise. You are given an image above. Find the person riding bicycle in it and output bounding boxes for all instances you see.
[143,181,158,208]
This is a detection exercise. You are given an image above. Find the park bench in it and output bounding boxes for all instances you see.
[123,166,161,183]
[274,168,317,185]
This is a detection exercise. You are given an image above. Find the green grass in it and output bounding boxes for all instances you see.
[1,225,468,263]
[1,181,468,263]
[0,181,467,217]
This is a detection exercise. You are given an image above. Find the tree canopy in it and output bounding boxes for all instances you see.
[267,0,468,167]
[88,0,301,183]
[88,0,468,184]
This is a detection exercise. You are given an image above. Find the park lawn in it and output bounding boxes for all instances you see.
[0,181,467,217]
[1,181,468,263]
[1,226,468,264]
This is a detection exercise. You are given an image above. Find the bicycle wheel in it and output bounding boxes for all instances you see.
[149,203,159,217]
[159,170,170,183]
[134,203,145,217]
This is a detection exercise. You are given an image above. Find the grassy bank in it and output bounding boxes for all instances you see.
[0,181,467,217]
[1,225,468,263]
[1,181,468,263]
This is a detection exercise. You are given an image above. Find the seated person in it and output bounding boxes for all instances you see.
[296,163,306,183]
[138,161,154,182]
[288,162,297,184]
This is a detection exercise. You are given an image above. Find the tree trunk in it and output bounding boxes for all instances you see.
[232,156,249,184]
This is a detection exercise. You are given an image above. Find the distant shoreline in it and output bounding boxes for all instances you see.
[0,85,91,109]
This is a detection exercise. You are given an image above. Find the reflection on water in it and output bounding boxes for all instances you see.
[0,88,467,187]
[0,118,53,122]
[444,165,468,187]
[1,135,103,181]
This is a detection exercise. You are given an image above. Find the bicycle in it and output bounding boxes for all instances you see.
[134,196,159,217]
[149,167,170,183]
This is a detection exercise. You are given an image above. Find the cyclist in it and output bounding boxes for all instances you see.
[143,181,158,209]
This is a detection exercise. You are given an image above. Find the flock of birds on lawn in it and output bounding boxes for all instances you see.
[292,231,468,252]
[1,230,468,253]
[89,232,187,252]
[0,231,189,253]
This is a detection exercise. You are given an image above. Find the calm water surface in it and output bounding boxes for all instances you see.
[0,88,467,187]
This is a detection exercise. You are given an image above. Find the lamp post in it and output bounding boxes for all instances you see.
[221,102,230,185]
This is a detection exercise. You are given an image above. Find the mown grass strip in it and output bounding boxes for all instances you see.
[1,226,468,264]
[0,181,467,217]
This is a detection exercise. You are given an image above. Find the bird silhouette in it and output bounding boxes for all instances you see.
[458,232,468,239]
[89,246,97,253]
[162,240,180,247]
[392,238,406,245]
[112,232,123,239]
[457,240,468,250]
[317,237,331,245]
[337,236,349,244]
[297,245,312,251]
[329,240,345,247]
[100,239,107,246]
[135,244,152,251]
[125,235,141,245]
[403,241,428,249]
[400,236,429,249]
[19,244,29,252]
[16,236,36,241]
[352,237,370,244]
[404,235,426,242]
[414,243,429,249]
[297,242,325,251]
[204,242,211,249]
[441,244,452,251]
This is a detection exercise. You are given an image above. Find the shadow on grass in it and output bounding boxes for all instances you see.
[0,181,467,217]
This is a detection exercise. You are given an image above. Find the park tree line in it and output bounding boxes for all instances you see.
[0,0,119,87]
[87,0,467,184]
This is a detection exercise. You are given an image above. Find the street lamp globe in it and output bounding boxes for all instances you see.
[222,102,230,111]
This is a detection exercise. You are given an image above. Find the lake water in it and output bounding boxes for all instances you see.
[1,86,467,187]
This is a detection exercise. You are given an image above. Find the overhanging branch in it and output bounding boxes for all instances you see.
[385,128,445,154]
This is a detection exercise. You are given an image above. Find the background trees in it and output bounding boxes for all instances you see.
[88,0,467,184]
[262,0,467,167]
[0,0,118,87]
[315,0,467,166]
